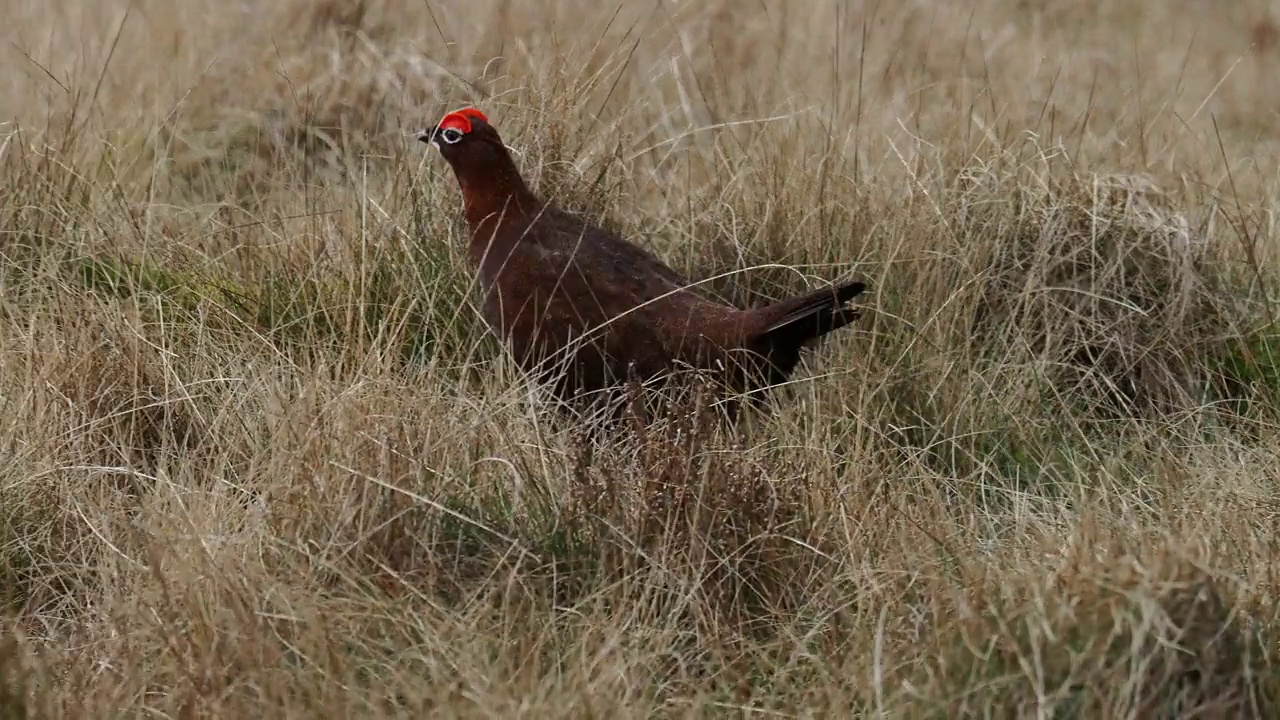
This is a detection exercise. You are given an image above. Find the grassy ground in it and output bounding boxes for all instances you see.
[3,0,1280,716]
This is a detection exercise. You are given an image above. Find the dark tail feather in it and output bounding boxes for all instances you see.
[759,280,866,346]
[745,280,866,388]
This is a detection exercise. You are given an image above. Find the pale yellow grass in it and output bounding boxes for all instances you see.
[2,0,1280,717]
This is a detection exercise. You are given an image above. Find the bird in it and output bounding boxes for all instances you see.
[420,106,867,425]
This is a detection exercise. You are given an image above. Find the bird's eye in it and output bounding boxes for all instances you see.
[440,127,464,144]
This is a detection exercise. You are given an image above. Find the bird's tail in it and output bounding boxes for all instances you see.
[757,280,866,346]
[746,280,866,385]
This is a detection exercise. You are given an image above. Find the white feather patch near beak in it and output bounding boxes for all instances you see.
[416,130,442,151]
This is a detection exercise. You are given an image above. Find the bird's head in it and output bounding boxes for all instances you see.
[418,106,535,222]
[418,106,507,170]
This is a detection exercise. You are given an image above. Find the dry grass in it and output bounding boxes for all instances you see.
[3,0,1280,716]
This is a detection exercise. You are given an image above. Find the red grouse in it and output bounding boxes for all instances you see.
[421,107,866,423]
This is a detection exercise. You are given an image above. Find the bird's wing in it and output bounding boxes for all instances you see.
[541,210,695,292]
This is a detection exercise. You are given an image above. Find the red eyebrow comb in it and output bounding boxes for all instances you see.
[437,107,488,134]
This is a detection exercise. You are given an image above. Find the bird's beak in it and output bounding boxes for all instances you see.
[417,126,441,150]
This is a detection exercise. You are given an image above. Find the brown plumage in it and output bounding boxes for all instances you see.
[420,107,866,423]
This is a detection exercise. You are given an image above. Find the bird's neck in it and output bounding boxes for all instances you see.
[451,147,545,274]
[454,152,540,229]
